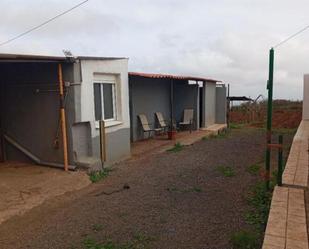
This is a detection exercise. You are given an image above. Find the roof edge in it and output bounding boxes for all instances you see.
[0,53,128,62]
[77,56,128,60]
[0,53,66,62]
[129,72,221,83]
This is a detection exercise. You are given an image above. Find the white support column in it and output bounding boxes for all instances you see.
[202,82,216,127]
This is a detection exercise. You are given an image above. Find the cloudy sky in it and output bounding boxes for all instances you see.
[0,0,309,100]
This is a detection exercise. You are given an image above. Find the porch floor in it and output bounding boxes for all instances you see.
[0,162,90,225]
[131,124,227,159]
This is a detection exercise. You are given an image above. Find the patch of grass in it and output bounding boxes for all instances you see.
[192,186,202,192]
[230,230,259,249]
[92,224,104,232]
[247,164,261,176]
[245,181,272,230]
[245,170,278,232]
[229,123,244,129]
[231,179,273,249]
[167,186,203,193]
[82,233,155,249]
[132,232,156,246]
[167,142,184,153]
[202,134,215,140]
[273,127,297,135]
[89,168,112,183]
[217,165,235,177]
[83,237,105,249]
[216,130,229,139]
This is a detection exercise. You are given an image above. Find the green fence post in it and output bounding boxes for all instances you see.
[266,48,274,190]
[278,135,283,186]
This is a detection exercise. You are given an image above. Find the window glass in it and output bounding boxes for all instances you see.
[93,83,102,121]
[93,82,116,121]
[103,84,114,120]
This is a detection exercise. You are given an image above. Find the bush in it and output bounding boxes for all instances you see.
[247,164,261,175]
[217,166,235,177]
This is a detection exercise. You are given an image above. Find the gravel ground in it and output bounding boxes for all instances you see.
[0,128,272,249]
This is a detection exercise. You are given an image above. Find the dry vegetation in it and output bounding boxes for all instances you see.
[229,100,302,129]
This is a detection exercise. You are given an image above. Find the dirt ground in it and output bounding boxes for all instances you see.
[0,128,287,249]
[0,162,90,225]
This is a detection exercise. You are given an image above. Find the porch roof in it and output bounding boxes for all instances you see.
[129,72,221,83]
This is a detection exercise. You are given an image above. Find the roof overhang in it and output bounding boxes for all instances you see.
[0,53,69,63]
[0,53,127,63]
[129,72,221,83]
[77,56,127,60]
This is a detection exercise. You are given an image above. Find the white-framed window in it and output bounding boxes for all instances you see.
[93,81,116,121]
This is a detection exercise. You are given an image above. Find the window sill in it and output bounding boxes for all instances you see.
[95,120,123,129]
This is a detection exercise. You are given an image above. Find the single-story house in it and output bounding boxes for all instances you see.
[129,72,226,142]
[0,53,130,170]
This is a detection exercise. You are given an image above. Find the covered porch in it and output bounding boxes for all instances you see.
[131,123,227,158]
[0,54,74,170]
[129,72,226,142]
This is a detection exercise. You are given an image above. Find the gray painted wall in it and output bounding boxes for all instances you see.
[92,127,131,163]
[129,76,171,141]
[173,81,199,130]
[215,86,227,124]
[202,82,217,127]
[72,122,92,160]
[0,62,76,164]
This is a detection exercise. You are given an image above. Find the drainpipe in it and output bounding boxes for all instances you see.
[58,64,69,171]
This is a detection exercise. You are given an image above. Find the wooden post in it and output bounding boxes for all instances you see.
[99,120,107,163]
[58,64,69,171]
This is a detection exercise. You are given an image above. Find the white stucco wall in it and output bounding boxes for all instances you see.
[79,58,130,137]
[303,74,309,120]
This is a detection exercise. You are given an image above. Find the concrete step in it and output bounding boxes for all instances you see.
[75,157,103,172]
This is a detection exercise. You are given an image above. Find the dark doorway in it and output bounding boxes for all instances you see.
[199,86,204,128]
[0,79,4,162]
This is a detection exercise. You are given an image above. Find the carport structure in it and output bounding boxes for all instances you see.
[129,72,226,142]
[0,53,74,170]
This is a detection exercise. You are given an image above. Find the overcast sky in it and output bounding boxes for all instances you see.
[0,0,309,100]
